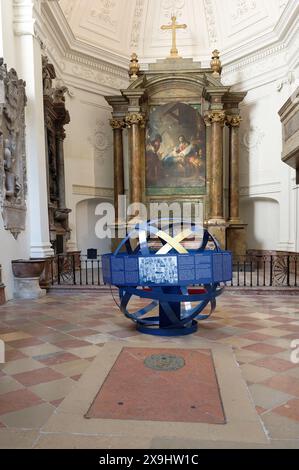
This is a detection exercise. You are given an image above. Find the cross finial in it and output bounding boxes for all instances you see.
[161,15,187,59]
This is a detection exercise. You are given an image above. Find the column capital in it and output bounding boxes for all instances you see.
[226,115,242,128]
[110,118,125,130]
[125,112,145,128]
[206,111,226,126]
[13,0,41,37]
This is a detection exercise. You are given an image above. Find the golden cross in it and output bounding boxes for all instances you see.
[161,15,187,59]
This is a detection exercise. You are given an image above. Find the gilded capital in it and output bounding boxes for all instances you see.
[110,118,125,130]
[125,113,145,128]
[207,111,226,126]
[204,114,212,127]
[226,115,242,128]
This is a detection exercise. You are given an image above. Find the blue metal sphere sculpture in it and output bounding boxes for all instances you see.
[102,220,232,337]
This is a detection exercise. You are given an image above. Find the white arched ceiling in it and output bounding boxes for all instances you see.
[58,0,288,64]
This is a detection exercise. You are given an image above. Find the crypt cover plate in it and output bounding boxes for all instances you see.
[86,347,226,424]
[146,102,206,197]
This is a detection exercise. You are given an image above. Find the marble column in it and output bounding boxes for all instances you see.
[13,0,53,258]
[56,130,67,209]
[204,115,212,222]
[125,113,144,206]
[208,111,226,222]
[227,115,242,223]
[110,118,125,221]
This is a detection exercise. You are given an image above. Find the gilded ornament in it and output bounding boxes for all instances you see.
[110,119,125,130]
[161,15,187,59]
[226,115,242,128]
[125,113,145,128]
[211,49,222,77]
[129,53,140,80]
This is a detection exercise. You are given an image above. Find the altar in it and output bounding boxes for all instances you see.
[105,16,247,254]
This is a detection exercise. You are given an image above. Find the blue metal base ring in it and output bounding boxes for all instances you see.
[136,320,198,337]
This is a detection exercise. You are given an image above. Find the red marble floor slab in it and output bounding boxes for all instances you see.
[239,332,273,342]
[236,323,262,331]
[0,389,42,415]
[36,352,80,366]
[267,317,297,323]
[52,339,91,349]
[252,357,297,372]
[5,350,27,362]
[243,343,285,355]
[8,337,45,348]
[13,367,64,387]
[69,329,98,338]
[273,398,299,422]
[86,347,226,425]
[273,324,299,333]
[50,398,64,408]
[263,375,299,397]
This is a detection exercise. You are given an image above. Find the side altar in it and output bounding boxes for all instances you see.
[105,16,247,254]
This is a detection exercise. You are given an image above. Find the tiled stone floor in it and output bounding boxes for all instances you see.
[0,290,299,448]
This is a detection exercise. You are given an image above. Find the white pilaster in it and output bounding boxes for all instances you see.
[13,0,53,258]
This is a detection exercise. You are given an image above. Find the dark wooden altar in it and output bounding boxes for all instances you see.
[42,56,71,255]
[106,46,247,254]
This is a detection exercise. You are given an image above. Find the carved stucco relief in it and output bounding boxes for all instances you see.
[90,0,117,28]
[161,0,185,18]
[232,0,257,22]
[88,119,113,166]
[203,0,218,47]
[0,60,27,239]
[130,0,146,49]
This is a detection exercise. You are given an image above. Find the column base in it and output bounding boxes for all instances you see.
[30,244,54,259]
[14,278,46,300]
[208,222,228,250]
[67,241,78,252]
[0,284,6,305]
[227,223,247,256]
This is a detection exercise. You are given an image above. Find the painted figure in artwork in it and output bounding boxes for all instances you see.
[146,133,163,186]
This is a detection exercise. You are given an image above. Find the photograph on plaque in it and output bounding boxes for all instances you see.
[139,256,178,285]
[146,102,206,196]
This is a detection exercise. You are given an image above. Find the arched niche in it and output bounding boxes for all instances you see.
[241,197,280,250]
[76,198,112,255]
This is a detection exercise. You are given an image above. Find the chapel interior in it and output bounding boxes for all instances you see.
[0,0,299,450]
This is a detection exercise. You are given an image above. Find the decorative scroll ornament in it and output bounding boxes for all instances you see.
[129,52,140,81]
[241,125,265,151]
[211,50,222,77]
[0,59,27,239]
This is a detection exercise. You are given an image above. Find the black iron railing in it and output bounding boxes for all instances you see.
[50,253,299,288]
[51,254,104,286]
[228,254,299,288]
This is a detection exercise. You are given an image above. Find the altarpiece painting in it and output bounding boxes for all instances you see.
[146,102,206,196]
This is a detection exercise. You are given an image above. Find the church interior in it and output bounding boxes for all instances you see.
[0,0,299,450]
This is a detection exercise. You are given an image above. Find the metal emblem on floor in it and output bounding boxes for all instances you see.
[144,353,185,371]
